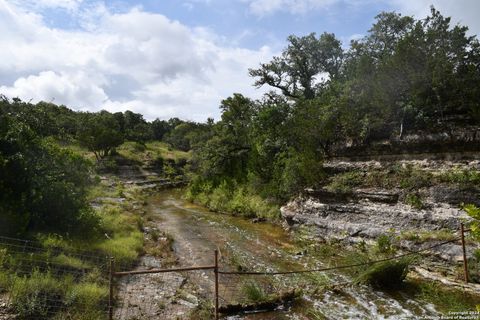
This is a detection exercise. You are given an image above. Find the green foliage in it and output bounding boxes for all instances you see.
[186,178,280,219]
[189,300,214,320]
[376,234,396,255]
[163,121,211,152]
[77,111,124,160]
[65,282,108,310]
[439,169,480,185]
[188,7,480,212]
[464,204,480,240]
[356,258,412,289]
[400,229,455,243]
[0,109,98,236]
[410,280,480,313]
[242,281,266,302]
[405,193,424,210]
[465,250,480,284]
[11,270,67,318]
[249,32,343,99]
[326,171,363,193]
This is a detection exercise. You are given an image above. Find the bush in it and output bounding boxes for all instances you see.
[439,169,480,185]
[405,193,424,209]
[356,258,411,289]
[326,171,363,193]
[0,270,11,293]
[398,166,432,190]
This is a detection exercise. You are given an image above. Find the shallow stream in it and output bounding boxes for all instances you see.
[149,189,439,319]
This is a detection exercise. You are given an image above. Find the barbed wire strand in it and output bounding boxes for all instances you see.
[218,237,461,275]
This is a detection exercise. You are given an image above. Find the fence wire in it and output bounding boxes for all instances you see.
[0,232,469,319]
[0,236,110,320]
[113,260,215,320]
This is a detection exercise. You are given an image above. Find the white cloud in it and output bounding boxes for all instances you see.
[9,0,83,11]
[0,0,274,120]
[246,0,339,16]
[0,71,108,107]
[389,0,480,36]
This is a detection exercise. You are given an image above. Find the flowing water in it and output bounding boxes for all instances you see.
[148,189,439,319]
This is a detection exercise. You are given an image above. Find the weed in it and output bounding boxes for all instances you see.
[400,229,456,243]
[95,233,143,267]
[242,281,266,302]
[308,308,327,320]
[150,229,160,242]
[0,270,11,292]
[405,193,424,210]
[376,234,396,255]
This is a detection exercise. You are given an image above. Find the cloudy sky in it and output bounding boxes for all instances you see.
[0,0,478,121]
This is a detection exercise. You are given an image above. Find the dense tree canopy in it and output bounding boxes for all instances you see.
[0,98,96,236]
[190,7,480,203]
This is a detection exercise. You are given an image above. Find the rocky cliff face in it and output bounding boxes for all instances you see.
[281,158,480,262]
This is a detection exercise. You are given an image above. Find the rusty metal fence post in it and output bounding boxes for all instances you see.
[461,223,469,283]
[109,257,115,320]
[214,250,219,320]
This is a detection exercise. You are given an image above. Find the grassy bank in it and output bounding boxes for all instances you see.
[185,180,280,220]
[0,142,153,319]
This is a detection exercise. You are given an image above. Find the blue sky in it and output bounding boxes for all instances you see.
[1,0,479,120]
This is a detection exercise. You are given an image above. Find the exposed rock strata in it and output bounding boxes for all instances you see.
[281,158,480,262]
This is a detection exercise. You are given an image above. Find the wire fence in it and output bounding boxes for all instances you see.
[0,236,110,320]
[0,228,472,319]
[110,234,469,319]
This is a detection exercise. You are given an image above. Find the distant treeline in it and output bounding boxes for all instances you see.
[0,96,210,236]
[0,96,212,157]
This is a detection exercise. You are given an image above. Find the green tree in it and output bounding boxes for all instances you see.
[0,107,96,236]
[249,32,343,99]
[77,111,124,160]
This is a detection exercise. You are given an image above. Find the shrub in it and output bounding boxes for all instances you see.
[51,254,90,271]
[356,258,412,289]
[439,169,480,185]
[132,142,146,152]
[398,166,432,190]
[411,280,480,313]
[326,171,363,193]
[405,193,424,209]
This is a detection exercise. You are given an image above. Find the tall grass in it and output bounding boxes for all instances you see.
[186,181,280,220]
[10,271,69,318]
